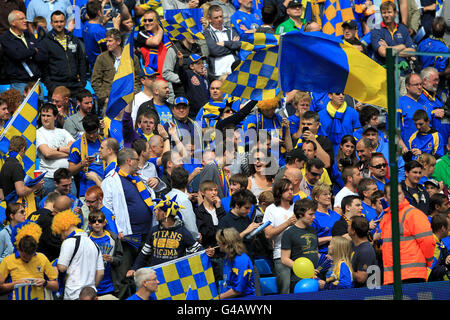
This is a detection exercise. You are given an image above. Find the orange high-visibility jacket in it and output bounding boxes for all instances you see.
[380,199,436,285]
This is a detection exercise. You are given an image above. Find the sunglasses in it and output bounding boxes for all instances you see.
[89,218,105,224]
[143,19,154,22]
[371,163,387,169]
[333,93,345,96]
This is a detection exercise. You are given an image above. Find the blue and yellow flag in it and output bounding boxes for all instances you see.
[278,31,387,109]
[150,251,218,300]
[162,8,205,41]
[322,0,355,36]
[105,34,135,119]
[436,0,444,16]
[0,81,40,178]
[221,33,281,101]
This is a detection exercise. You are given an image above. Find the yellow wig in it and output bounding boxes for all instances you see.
[51,210,81,236]
[257,98,280,111]
[12,221,42,247]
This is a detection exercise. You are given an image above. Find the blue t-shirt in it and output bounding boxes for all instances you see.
[312,209,341,254]
[230,10,262,40]
[318,106,361,153]
[409,130,445,158]
[222,253,255,297]
[398,95,432,145]
[82,22,106,67]
[324,260,354,290]
[68,138,104,197]
[417,36,449,72]
[119,176,153,236]
[89,231,115,295]
[154,104,173,126]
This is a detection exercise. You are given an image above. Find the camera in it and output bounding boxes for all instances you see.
[339,158,353,167]
[302,126,310,133]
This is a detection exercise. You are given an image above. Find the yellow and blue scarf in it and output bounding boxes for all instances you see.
[116,168,153,208]
[326,101,347,146]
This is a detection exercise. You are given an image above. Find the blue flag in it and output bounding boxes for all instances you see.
[105,34,135,119]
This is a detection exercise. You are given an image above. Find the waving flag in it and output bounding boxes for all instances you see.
[149,250,218,300]
[0,80,40,178]
[162,8,205,40]
[322,0,355,36]
[105,34,135,119]
[279,31,387,109]
[221,33,281,100]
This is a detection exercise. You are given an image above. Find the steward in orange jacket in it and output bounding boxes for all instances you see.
[380,188,436,285]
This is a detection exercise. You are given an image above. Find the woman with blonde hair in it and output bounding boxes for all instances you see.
[216,228,255,299]
[416,152,437,185]
[311,182,341,259]
[319,236,354,290]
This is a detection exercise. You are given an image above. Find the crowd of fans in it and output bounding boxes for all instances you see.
[0,0,449,301]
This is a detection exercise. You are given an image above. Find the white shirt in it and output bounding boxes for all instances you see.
[131,91,152,124]
[210,25,236,77]
[57,232,104,300]
[262,203,294,259]
[333,186,358,209]
[36,126,75,178]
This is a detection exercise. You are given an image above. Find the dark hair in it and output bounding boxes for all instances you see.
[88,209,106,222]
[161,151,173,172]
[412,109,429,122]
[170,166,189,189]
[359,105,380,126]
[302,110,320,123]
[8,135,27,153]
[54,168,72,184]
[82,113,100,132]
[380,1,396,12]
[272,178,292,206]
[261,4,278,25]
[50,10,65,20]
[40,102,58,117]
[341,165,357,184]
[305,158,325,172]
[405,160,423,173]
[208,4,223,17]
[293,198,317,219]
[350,215,370,238]
[86,0,102,19]
[5,203,22,223]
[431,213,448,233]
[432,16,447,38]
[230,189,257,208]
[76,89,93,104]
[79,286,98,300]
[302,139,317,151]
[341,195,360,214]
[405,72,420,86]
[105,28,123,46]
[230,173,249,189]
[132,138,148,156]
[370,190,385,205]
[18,235,38,255]
[429,193,448,212]
[337,135,358,165]
[357,177,377,198]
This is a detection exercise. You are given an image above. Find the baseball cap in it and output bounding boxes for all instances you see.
[174,96,189,105]
[363,124,378,134]
[140,66,159,78]
[287,0,302,8]
[287,147,308,162]
[187,53,205,66]
[423,179,439,189]
[342,20,357,29]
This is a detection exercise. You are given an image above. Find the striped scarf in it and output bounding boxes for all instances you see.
[80,133,104,172]
[116,168,153,208]
[326,101,347,146]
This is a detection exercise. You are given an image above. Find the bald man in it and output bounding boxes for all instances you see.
[53,195,84,229]
[284,167,309,202]
[136,80,173,126]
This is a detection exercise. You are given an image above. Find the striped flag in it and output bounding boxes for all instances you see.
[321,0,355,36]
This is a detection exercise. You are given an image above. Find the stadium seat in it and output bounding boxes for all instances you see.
[254,259,272,276]
[259,277,278,295]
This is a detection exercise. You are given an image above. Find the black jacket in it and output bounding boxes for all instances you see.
[401,180,430,215]
[0,29,46,83]
[194,203,226,249]
[40,29,87,95]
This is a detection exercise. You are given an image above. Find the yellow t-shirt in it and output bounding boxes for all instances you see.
[301,165,332,186]
[0,252,57,300]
